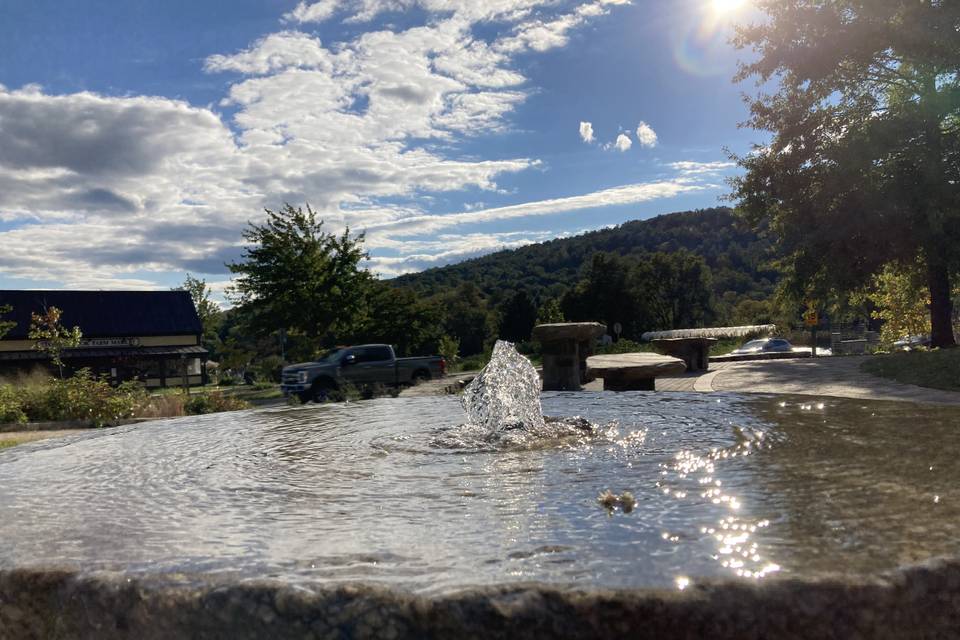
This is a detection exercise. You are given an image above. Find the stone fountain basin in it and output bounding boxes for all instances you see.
[3,561,960,639]
[2,393,960,638]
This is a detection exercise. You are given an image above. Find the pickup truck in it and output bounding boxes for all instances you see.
[280,344,446,402]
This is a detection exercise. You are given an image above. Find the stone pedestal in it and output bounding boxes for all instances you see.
[532,322,606,391]
[651,337,718,372]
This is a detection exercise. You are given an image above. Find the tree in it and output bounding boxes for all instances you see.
[497,290,538,343]
[440,283,496,356]
[29,306,82,378]
[731,0,960,347]
[175,274,222,350]
[227,204,373,352]
[562,252,640,337]
[536,298,564,325]
[640,250,715,330]
[0,305,14,340]
[348,282,444,356]
[861,261,931,348]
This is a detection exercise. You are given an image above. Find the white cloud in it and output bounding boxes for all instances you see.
[579,121,595,143]
[283,0,343,24]
[365,178,705,239]
[0,0,721,290]
[669,160,736,174]
[613,133,632,152]
[204,32,334,75]
[635,120,658,147]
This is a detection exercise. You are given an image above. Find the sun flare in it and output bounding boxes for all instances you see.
[711,0,747,14]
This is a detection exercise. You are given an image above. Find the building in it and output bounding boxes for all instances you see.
[0,290,208,387]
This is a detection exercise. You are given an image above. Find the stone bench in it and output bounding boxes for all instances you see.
[651,337,717,372]
[585,353,687,391]
[532,322,606,391]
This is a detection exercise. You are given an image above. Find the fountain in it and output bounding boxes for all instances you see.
[2,342,960,638]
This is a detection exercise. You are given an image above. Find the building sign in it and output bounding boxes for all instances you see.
[73,337,143,349]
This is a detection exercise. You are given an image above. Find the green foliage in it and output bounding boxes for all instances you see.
[862,350,960,393]
[438,335,460,365]
[253,354,286,383]
[561,250,715,339]
[860,262,932,348]
[731,0,960,347]
[15,370,147,427]
[595,339,654,355]
[0,385,27,424]
[28,306,82,377]
[184,392,251,415]
[395,208,776,323]
[497,290,538,342]
[0,304,14,340]
[348,282,444,356]
[454,349,492,373]
[438,283,497,357]
[536,298,564,324]
[227,203,373,350]
[176,274,223,352]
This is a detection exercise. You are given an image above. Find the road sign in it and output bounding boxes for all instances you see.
[803,310,818,327]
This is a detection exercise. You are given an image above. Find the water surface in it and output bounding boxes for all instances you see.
[1,392,958,594]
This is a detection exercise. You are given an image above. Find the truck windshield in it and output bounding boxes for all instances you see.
[316,348,346,363]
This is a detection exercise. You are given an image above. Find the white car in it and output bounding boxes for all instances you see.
[730,337,794,355]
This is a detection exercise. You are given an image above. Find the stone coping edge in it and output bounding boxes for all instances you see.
[2,558,960,639]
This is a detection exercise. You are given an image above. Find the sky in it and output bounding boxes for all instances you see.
[0,0,762,298]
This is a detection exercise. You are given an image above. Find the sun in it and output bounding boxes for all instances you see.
[711,0,747,15]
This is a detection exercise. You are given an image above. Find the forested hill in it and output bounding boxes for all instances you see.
[392,207,779,311]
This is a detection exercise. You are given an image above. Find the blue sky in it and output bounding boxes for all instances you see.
[0,0,760,296]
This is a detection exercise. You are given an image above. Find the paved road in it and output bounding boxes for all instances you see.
[586,356,960,405]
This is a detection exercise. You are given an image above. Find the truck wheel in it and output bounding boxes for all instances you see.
[411,370,430,384]
[309,381,335,403]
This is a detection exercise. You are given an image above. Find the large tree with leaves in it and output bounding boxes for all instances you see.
[731,0,960,347]
[227,204,373,350]
[175,274,223,350]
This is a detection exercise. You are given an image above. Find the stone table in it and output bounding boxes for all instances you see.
[532,322,606,391]
[651,337,718,372]
[585,352,687,391]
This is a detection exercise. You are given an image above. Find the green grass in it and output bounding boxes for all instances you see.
[709,338,744,356]
[0,440,18,451]
[860,349,960,392]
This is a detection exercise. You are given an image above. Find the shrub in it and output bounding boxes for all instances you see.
[184,392,251,415]
[596,339,653,355]
[253,355,285,383]
[10,369,148,427]
[0,385,27,425]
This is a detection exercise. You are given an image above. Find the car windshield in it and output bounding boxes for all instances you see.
[316,348,346,363]
[739,340,767,350]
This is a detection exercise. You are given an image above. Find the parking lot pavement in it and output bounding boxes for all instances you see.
[708,356,960,405]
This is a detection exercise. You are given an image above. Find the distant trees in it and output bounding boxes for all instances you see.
[176,274,223,351]
[347,283,444,357]
[394,208,776,329]
[561,250,715,339]
[731,0,960,347]
[227,204,373,353]
[496,290,538,343]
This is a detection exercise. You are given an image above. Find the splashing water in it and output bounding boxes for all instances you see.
[461,340,546,435]
[445,340,599,449]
